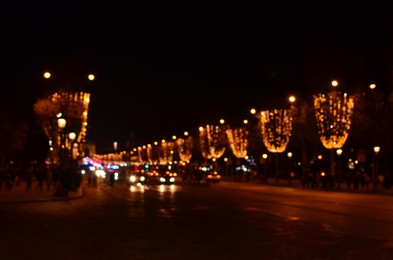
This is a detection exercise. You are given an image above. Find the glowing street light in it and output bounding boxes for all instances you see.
[43,72,51,79]
[336,149,343,189]
[373,146,381,192]
[287,152,293,185]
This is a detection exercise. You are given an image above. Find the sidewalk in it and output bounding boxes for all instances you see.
[0,180,84,204]
[225,176,393,196]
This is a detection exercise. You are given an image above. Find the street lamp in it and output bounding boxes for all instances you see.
[57,113,67,166]
[69,132,76,159]
[336,148,343,189]
[56,113,67,197]
[287,152,293,185]
[373,146,380,192]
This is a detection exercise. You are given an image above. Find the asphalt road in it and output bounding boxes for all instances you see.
[1,179,393,259]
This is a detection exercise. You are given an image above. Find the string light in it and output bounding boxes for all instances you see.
[199,124,226,159]
[313,91,354,149]
[259,109,292,153]
[176,136,193,163]
[226,127,248,158]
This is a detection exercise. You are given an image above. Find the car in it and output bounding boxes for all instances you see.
[159,170,177,184]
[205,171,221,183]
[127,173,148,186]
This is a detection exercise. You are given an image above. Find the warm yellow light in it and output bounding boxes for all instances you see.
[369,84,376,90]
[88,74,95,81]
[243,119,248,124]
[57,117,66,129]
[220,119,225,124]
[172,135,176,140]
[336,149,343,156]
[287,152,293,158]
[69,132,76,141]
[374,146,381,154]
[226,127,248,158]
[331,80,338,87]
[43,72,51,79]
[259,109,292,153]
[313,92,354,149]
[289,95,296,103]
[184,131,188,136]
[262,154,268,159]
[250,108,256,115]
[199,124,226,159]
[318,154,323,160]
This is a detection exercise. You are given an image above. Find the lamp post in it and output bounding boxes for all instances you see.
[56,113,67,197]
[287,152,293,186]
[373,146,380,192]
[336,148,343,189]
[57,114,67,167]
[69,132,76,160]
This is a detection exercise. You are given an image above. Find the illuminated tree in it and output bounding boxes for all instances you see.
[313,87,355,186]
[258,109,293,182]
[199,124,227,160]
[226,126,248,159]
[34,89,91,164]
[176,135,193,163]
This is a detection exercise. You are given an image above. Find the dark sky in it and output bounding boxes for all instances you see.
[1,2,393,153]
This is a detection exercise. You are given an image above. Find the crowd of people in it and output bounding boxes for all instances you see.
[0,161,83,197]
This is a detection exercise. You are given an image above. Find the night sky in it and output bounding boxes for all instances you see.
[1,2,392,153]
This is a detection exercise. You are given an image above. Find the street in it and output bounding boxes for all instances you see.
[1,180,393,259]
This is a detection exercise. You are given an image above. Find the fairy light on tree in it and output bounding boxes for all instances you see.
[226,122,249,159]
[147,142,160,165]
[313,80,355,182]
[176,132,193,163]
[259,109,292,153]
[137,146,149,164]
[34,70,94,168]
[314,93,354,149]
[199,124,227,160]
[159,139,175,165]
[34,89,91,164]
[258,109,293,182]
